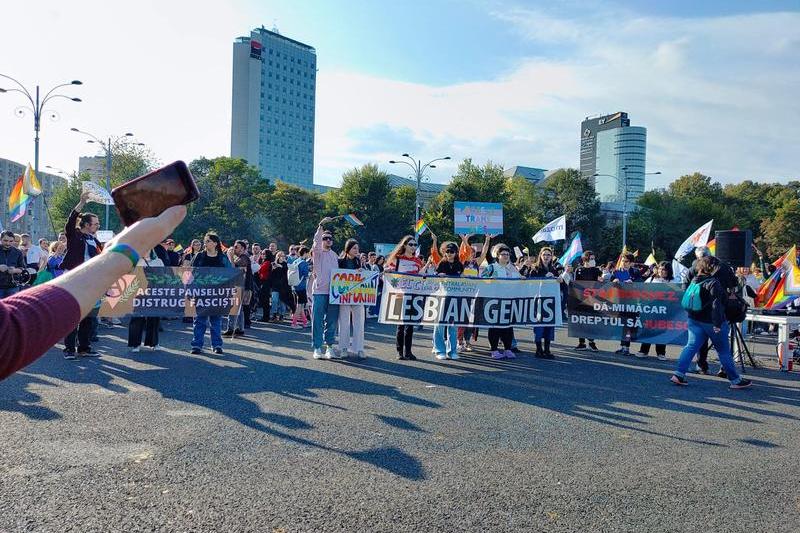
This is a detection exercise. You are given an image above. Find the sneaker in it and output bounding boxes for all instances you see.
[325,346,340,359]
[730,378,752,389]
[634,351,647,359]
[615,347,630,356]
[131,346,141,353]
[688,362,700,373]
[457,343,466,353]
[290,324,303,329]
[503,350,516,359]
[313,348,325,359]
[190,347,202,355]
[356,351,366,360]
[717,369,728,379]
[510,347,521,354]
[448,353,459,360]
[233,329,245,337]
[78,349,100,357]
[222,330,234,337]
[63,350,77,360]
[491,350,505,360]
[671,374,688,386]
[150,345,159,351]
[435,353,447,360]
[588,342,599,352]
[575,343,587,351]
[464,343,474,352]
[657,353,667,361]
[404,352,417,361]
[212,347,224,355]
[397,352,407,360]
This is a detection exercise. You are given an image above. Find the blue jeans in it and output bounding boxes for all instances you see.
[675,319,741,383]
[433,325,457,356]
[534,326,554,342]
[312,293,339,349]
[271,290,286,316]
[192,315,223,349]
[370,288,382,316]
[0,287,19,299]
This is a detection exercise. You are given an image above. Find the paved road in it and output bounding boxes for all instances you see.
[1,317,799,532]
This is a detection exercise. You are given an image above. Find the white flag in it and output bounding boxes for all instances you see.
[674,219,713,261]
[532,215,566,243]
[82,181,115,205]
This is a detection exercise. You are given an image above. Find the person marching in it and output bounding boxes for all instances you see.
[481,243,521,360]
[386,236,425,360]
[610,253,644,355]
[311,217,341,359]
[636,261,674,360]
[525,246,564,359]
[337,239,367,359]
[573,251,602,352]
[190,233,232,355]
[127,249,164,352]
[432,241,464,360]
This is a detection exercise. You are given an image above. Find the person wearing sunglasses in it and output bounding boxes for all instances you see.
[481,243,521,360]
[386,235,425,360]
[524,246,563,359]
[610,253,644,355]
[432,243,464,360]
[311,217,342,360]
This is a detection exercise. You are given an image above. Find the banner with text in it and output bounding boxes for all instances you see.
[379,272,562,328]
[453,201,504,235]
[98,267,244,317]
[329,268,380,305]
[567,282,688,345]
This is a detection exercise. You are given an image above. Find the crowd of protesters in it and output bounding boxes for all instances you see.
[6,203,793,390]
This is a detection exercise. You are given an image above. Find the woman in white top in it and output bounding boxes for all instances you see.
[481,243,521,360]
[636,261,674,360]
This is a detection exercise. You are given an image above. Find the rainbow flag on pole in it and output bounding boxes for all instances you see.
[8,175,30,222]
[414,218,428,235]
[22,163,42,196]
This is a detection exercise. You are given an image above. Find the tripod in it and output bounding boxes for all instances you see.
[730,321,757,372]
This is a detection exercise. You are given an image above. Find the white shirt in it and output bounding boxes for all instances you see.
[26,246,43,265]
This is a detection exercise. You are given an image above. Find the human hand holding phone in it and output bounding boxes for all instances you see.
[111,161,199,227]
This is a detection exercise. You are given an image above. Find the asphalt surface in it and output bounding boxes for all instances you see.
[1,317,799,533]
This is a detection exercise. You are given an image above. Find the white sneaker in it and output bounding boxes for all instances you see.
[290,324,303,329]
[313,348,325,359]
[150,345,159,351]
[657,354,667,361]
[435,353,447,360]
[449,353,460,360]
[131,346,141,353]
[634,351,647,359]
[325,346,340,359]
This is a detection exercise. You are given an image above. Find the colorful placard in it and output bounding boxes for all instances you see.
[329,268,380,305]
[454,202,503,235]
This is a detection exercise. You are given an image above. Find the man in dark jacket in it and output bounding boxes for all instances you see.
[683,246,738,375]
[60,191,102,359]
[0,231,27,299]
[574,250,602,352]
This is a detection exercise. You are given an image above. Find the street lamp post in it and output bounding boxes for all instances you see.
[594,168,661,250]
[0,74,82,234]
[70,128,143,230]
[389,153,451,239]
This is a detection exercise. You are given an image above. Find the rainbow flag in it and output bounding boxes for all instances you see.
[343,213,364,227]
[414,219,428,235]
[706,239,716,256]
[8,175,30,222]
[765,275,792,309]
[22,163,42,196]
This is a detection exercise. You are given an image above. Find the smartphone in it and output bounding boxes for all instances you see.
[111,160,199,226]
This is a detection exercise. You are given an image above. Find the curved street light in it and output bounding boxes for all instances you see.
[70,128,144,229]
[593,169,662,249]
[389,154,451,238]
[0,73,82,235]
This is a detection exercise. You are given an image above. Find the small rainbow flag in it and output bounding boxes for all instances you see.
[706,238,716,256]
[414,218,428,235]
[8,175,30,222]
[343,213,364,227]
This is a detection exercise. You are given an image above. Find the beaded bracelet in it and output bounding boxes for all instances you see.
[106,243,140,269]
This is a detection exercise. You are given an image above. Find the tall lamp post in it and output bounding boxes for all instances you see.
[70,128,143,230]
[389,153,450,239]
[0,74,82,234]
[594,168,661,250]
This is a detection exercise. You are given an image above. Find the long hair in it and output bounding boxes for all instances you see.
[204,233,221,252]
[339,238,359,259]
[387,235,415,266]
[534,246,554,269]
[658,260,674,281]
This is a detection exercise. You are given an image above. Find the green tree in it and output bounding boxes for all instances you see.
[761,201,800,257]
[265,181,326,247]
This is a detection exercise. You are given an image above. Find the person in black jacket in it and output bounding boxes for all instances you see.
[672,256,752,389]
[573,251,602,352]
[683,245,738,375]
[525,247,564,358]
[190,233,232,355]
[0,231,27,299]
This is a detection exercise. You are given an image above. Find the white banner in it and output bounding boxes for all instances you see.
[674,219,713,261]
[532,215,566,243]
[82,181,115,205]
[379,272,562,327]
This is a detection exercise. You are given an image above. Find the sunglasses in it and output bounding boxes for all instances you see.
[407,243,418,247]
[445,250,457,254]
[322,236,333,241]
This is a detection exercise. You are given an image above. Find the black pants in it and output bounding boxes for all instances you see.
[258,285,272,319]
[578,338,595,344]
[639,343,665,356]
[488,327,513,351]
[65,316,94,351]
[696,341,711,371]
[128,317,160,347]
[396,325,414,355]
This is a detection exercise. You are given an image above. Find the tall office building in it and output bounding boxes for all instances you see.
[78,155,106,182]
[580,112,647,211]
[231,26,316,189]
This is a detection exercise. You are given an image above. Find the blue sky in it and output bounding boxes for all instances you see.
[1,0,798,189]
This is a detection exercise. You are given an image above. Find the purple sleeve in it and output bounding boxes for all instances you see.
[0,285,81,381]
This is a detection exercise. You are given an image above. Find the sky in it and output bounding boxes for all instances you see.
[1,0,798,189]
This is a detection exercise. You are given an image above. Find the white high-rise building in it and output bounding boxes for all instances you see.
[231,26,316,189]
[78,155,106,182]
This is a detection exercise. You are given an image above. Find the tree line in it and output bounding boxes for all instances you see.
[48,148,800,263]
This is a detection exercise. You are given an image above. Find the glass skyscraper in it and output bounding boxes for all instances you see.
[231,27,316,189]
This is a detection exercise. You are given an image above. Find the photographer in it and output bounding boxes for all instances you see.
[0,231,27,299]
[1,205,186,381]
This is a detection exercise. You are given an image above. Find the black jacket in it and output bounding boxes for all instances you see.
[0,247,26,289]
[687,274,726,327]
[685,256,737,291]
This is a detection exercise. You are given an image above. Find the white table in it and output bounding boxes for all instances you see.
[746,312,800,371]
